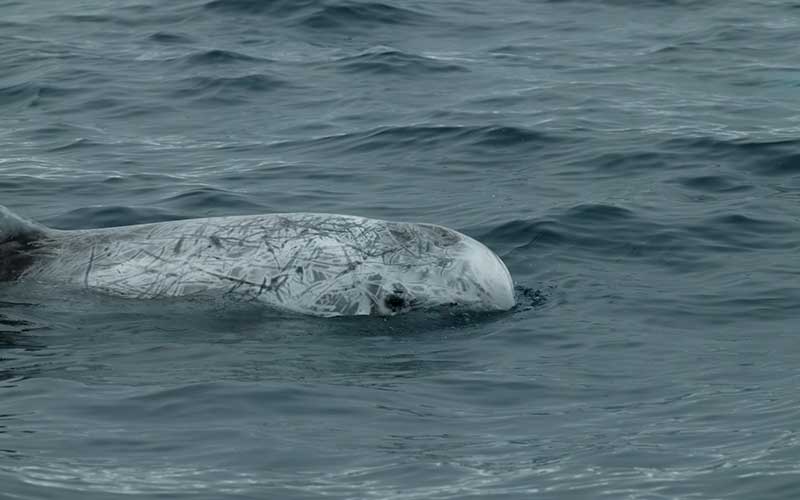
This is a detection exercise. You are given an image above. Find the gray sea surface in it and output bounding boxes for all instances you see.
[2,0,800,498]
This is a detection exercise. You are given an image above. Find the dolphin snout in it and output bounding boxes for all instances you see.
[461,237,515,311]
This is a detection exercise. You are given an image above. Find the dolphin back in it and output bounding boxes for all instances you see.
[0,205,47,241]
[0,205,48,281]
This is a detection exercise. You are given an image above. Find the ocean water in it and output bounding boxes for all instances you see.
[2,0,800,498]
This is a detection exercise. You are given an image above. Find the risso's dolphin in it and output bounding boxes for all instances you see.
[0,205,515,317]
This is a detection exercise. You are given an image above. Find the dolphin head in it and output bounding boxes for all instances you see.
[369,223,515,315]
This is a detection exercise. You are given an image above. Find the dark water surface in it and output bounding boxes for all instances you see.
[2,0,800,498]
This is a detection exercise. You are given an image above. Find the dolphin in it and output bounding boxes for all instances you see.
[0,205,515,317]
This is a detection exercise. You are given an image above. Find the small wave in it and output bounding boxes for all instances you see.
[669,136,800,152]
[203,0,319,15]
[269,124,561,156]
[346,125,472,152]
[709,213,793,234]
[47,97,155,122]
[0,82,37,107]
[0,20,23,29]
[0,82,86,110]
[25,123,99,141]
[757,152,800,177]
[332,49,467,75]
[468,125,555,148]
[52,13,118,24]
[48,206,183,230]
[686,213,797,251]
[147,32,194,44]
[491,202,799,275]
[0,330,45,355]
[486,208,693,271]
[298,2,431,30]
[158,187,264,213]
[563,204,636,223]
[170,74,288,102]
[544,0,708,6]
[588,150,673,174]
[100,173,186,185]
[478,219,564,251]
[666,136,800,177]
[78,97,125,112]
[178,49,268,66]
[51,6,187,27]
[49,13,151,28]
[46,138,99,153]
[673,174,752,193]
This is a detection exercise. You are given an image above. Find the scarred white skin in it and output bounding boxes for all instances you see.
[6,211,515,317]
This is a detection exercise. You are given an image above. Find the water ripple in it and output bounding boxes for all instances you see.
[146,31,194,44]
[177,49,270,66]
[170,74,290,101]
[332,49,467,75]
[298,2,432,30]
[203,0,320,15]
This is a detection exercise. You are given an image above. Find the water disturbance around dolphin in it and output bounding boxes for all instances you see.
[0,205,514,317]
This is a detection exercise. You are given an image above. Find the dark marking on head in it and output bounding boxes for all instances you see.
[295,266,303,274]
[417,224,460,246]
[437,257,454,268]
[388,225,415,244]
[383,284,414,313]
[384,293,406,312]
[270,274,288,290]
[209,235,222,248]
